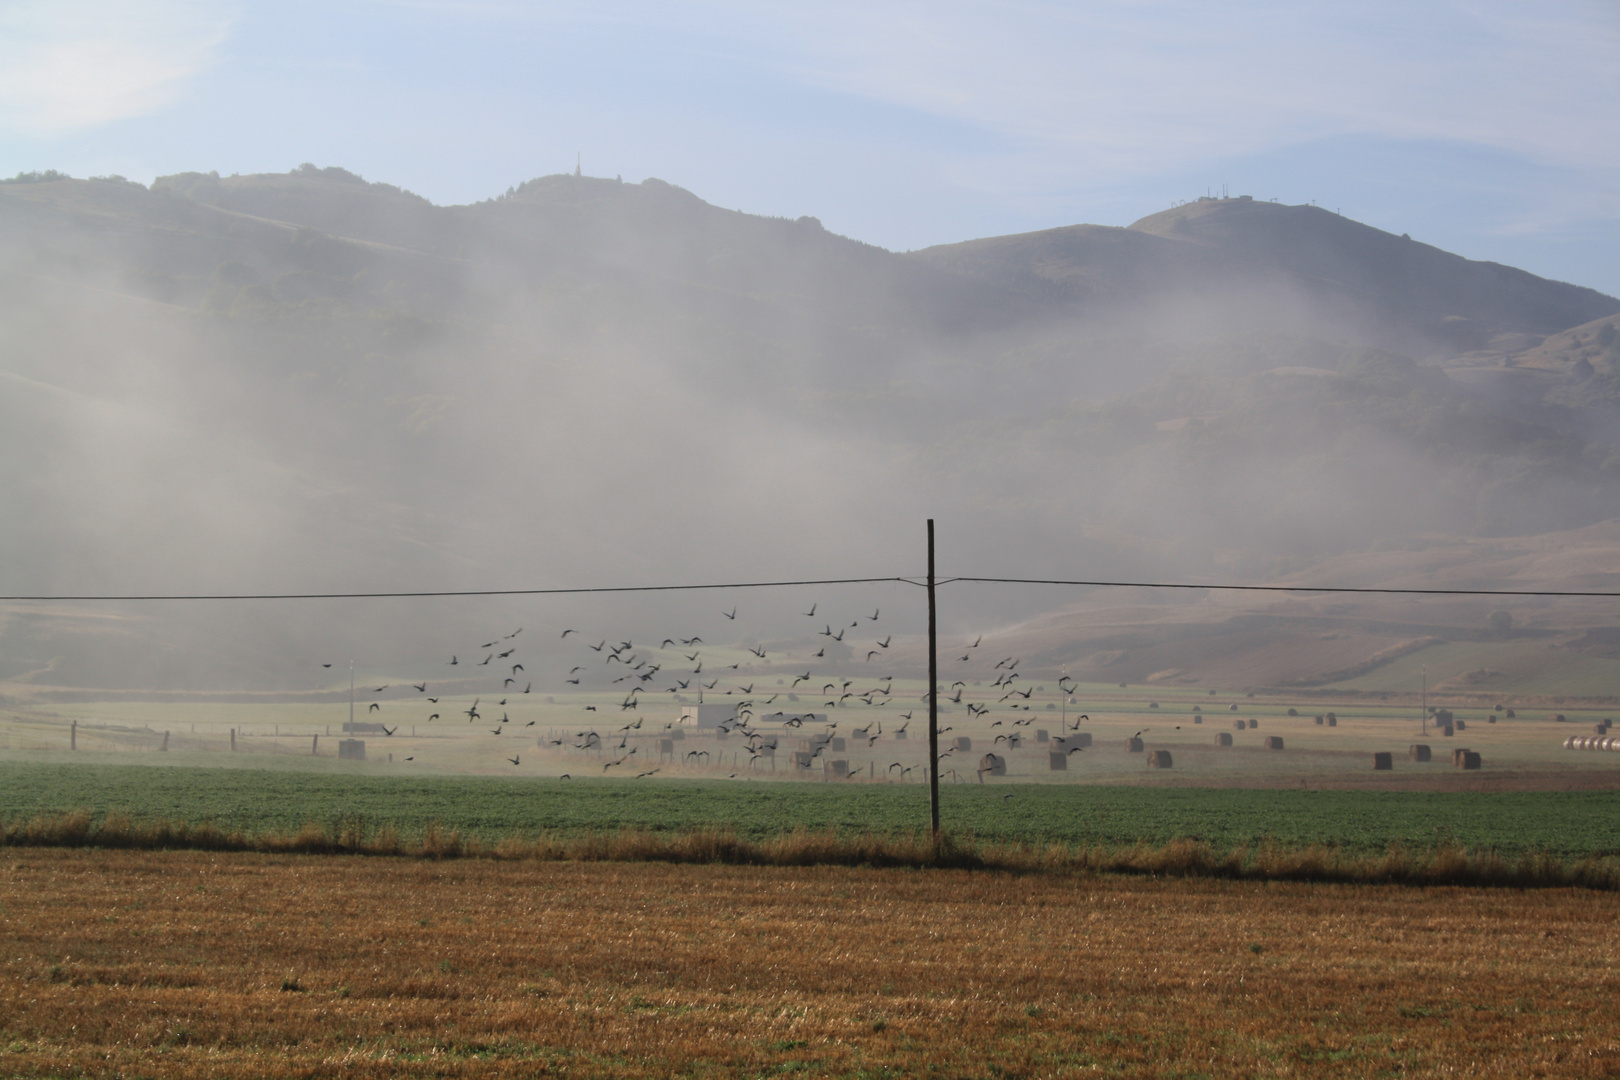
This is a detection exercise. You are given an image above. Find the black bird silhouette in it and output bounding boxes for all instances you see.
[804,603,817,617]
[561,629,576,638]
[876,636,891,648]
[482,641,497,649]
[589,640,606,651]
[404,756,413,761]
[381,725,395,736]
[584,705,597,711]
[368,703,381,713]
[372,686,387,693]
[507,629,523,639]
[321,663,332,668]
[427,697,438,703]
[560,774,571,779]
[413,683,427,692]
[507,755,520,765]
[748,646,766,658]
[869,609,880,620]
[723,607,736,619]
[505,678,516,688]
[448,655,458,665]
[512,663,524,674]
[498,649,514,659]
[523,682,531,693]
[478,654,492,666]
[428,714,439,721]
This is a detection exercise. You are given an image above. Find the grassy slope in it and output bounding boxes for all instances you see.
[2,760,1617,856]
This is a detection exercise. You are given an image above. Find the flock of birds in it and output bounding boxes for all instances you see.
[324,599,1091,775]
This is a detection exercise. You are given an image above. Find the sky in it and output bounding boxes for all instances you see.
[1,0,1617,294]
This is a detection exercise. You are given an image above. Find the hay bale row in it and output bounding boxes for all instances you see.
[1566,736,1620,751]
[1409,744,1431,762]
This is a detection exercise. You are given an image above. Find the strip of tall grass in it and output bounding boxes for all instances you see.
[5,809,1618,890]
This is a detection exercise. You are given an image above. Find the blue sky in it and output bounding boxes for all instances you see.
[3,0,1617,294]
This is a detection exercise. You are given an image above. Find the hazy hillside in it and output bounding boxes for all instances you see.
[0,166,1617,690]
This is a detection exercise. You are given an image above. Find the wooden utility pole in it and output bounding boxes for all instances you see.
[927,519,940,838]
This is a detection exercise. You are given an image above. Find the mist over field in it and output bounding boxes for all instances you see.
[1,166,1618,691]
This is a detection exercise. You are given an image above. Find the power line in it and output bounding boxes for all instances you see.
[3,574,1618,604]
[940,576,1620,598]
[0,576,919,603]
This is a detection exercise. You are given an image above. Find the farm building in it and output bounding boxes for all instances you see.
[680,704,738,728]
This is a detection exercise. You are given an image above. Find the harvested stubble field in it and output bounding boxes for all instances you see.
[4,850,1620,1078]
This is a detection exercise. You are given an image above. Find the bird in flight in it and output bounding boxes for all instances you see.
[723,607,737,619]
[869,609,880,621]
[448,655,458,665]
[413,683,427,692]
[804,603,817,617]
[321,663,332,668]
[507,755,521,766]
[561,629,576,638]
[368,703,381,713]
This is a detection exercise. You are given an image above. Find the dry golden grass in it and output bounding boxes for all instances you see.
[3,850,1620,1077]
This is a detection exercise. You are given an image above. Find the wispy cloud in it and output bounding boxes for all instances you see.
[714,0,1620,182]
[0,0,236,136]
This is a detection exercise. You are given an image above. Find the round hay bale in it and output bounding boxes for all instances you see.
[1192,705,1202,713]
[1215,732,1233,747]
[1459,751,1482,770]
[1287,708,1298,716]
[1409,744,1431,761]
[1247,719,1258,729]
[1327,716,1337,727]
[1454,719,1466,730]
[1125,736,1144,753]
[1505,709,1516,718]
[1264,735,1285,750]
[1193,715,1203,724]
[1229,703,1238,711]
[1564,736,1577,749]
[1147,749,1173,769]
[1233,720,1246,731]
[1372,751,1393,770]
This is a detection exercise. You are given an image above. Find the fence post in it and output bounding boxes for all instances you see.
[161,731,169,752]
[312,734,319,756]
[230,728,236,752]
[71,720,77,751]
